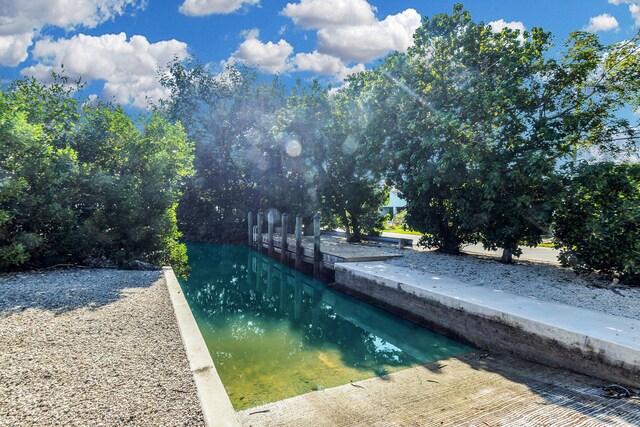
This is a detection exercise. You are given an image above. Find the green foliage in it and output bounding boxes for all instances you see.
[0,77,193,273]
[279,80,388,241]
[159,60,390,244]
[553,162,640,284]
[159,60,309,242]
[391,210,407,228]
[353,4,639,262]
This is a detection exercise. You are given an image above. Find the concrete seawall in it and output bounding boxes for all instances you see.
[334,262,640,388]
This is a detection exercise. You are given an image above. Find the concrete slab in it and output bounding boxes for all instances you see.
[164,267,240,427]
[238,353,640,427]
[334,262,640,388]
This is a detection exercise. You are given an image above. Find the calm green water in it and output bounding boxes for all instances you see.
[179,244,473,410]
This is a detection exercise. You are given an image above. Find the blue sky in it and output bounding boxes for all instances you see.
[1,0,639,109]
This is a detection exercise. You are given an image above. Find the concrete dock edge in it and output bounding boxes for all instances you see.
[163,267,240,427]
[334,263,640,388]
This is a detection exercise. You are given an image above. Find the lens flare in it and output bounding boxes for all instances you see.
[286,139,302,157]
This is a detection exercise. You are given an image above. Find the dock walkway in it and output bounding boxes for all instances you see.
[258,233,402,269]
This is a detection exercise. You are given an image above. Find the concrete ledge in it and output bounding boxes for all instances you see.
[163,267,240,427]
[334,262,640,388]
[322,230,414,247]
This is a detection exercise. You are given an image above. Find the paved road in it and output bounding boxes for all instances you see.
[382,231,560,264]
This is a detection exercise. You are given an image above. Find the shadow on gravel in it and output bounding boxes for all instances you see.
[0,269,163,317]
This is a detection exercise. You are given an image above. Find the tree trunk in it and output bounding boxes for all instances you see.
[501,247,513,264]
[341,212,353,242]
[440,242,461,254]
[350,214,362,243]
[439,230,461,254]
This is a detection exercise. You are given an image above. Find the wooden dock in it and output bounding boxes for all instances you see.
[258,233,402,270]
[248,211,403,277]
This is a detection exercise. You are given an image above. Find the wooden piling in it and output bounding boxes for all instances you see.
[268,211,275,257]
[247,212,253,246]
[295,213,303,270]
[256,212,264,250]
[281,213,289,263]
[313,213,321,277]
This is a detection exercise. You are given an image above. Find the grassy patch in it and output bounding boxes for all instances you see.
[383,228,422,236]
[537,242,555,248]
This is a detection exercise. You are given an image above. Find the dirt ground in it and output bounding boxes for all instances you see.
[238,352,640,427]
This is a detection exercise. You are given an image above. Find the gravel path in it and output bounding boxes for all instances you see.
[382,247,640,320]
[0,269,203,426]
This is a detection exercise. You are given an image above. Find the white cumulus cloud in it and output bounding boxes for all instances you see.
[316,8,421,62]
[21,33,189,109]
[230,31,293,73]
[179,0,260,16]
[631,4,640,24]
[0,32,34,66]
[282,0,376,29]
[585,13,620,32]
[0,0,143,66]
[488,19,526,34]
[609,0,640,24]
[293,51,364,81]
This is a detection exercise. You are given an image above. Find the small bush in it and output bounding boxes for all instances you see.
[553,162,640,285]
[392,209,407,228]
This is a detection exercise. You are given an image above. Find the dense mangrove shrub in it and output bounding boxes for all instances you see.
[553,162,640,285]
[0,78,193,273]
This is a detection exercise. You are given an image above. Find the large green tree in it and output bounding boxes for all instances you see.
[0,77,193,272]
[359,4,640,262]
[553,162,640,284]
[278,80,387,241]
[159,61,310,242]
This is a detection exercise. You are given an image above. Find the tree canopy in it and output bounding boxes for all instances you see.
[348,4,639,263]
[0,77,193,273]
[2,4,639,283]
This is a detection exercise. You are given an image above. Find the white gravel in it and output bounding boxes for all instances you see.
[381,247,640,321]
[0,269,204,426]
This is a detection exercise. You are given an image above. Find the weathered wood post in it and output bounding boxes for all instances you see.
[295,213,303,270]
[247,212,254,246]
[256,211,264,250]
[313,213,321,278]
[281,213,289,263]
[268,211,275,258]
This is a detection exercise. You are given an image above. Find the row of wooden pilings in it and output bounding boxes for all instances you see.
[247,211,323,278]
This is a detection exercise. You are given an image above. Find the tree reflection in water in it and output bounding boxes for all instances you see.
[180,243,472,409]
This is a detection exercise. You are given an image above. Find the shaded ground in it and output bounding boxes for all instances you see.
[0,269,203,426]
[238,352,640,426]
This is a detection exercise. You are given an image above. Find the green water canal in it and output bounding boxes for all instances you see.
[179,244,473,410]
